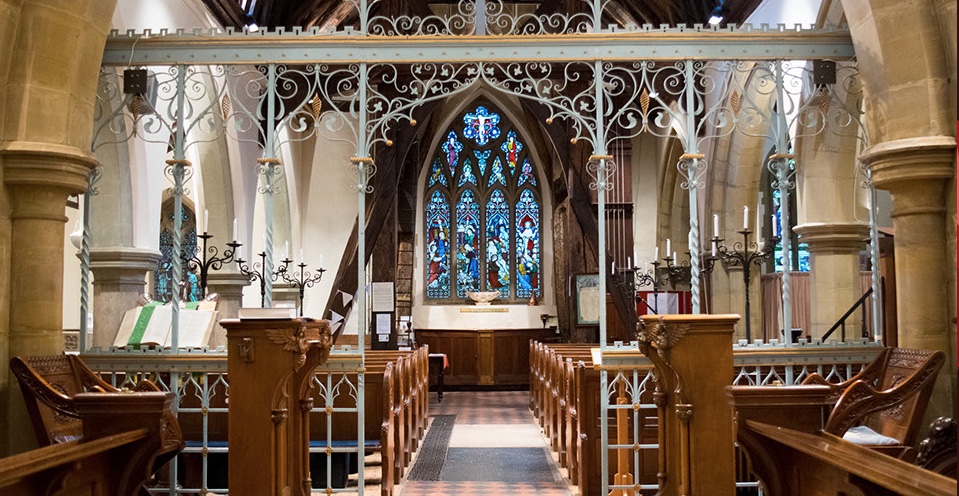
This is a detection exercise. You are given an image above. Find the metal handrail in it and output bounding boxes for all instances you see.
[822,287,874,342]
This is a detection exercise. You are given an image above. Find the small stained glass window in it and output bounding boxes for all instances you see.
[155,201,201,302]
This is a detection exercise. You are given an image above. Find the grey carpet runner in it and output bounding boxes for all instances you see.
[405,414,456,481]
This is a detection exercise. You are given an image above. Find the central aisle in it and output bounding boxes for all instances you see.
[399,391,573,496]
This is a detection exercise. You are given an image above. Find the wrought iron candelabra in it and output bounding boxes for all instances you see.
[280,261,326,317]
[633,260,673,314]
[713,229,779,341]
[698,248,722,314]
[183,232,241,298]
[663,254,691,285]
[236,252,292,308]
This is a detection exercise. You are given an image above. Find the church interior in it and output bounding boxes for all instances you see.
[0,0,956,494]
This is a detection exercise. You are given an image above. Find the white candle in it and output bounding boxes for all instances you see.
[655,246,659,260]
[611,261,616,274]
[237,245,244,260]
[204,209,209,233]
[284,240,289,259]
[772,214,779,237]
[743,206,749,229]
[666,238,671,256]
[232,218,238,241]
[713,214,719,238]
[756,207,761,234]
[673,251,677,262]
[300,248,304,262]
[633,250,638,266]
[319,254,324,267]
[711,239,717,256]
[627,257,632,268]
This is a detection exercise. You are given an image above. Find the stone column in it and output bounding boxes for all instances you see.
[89,247,161,350]
[206,271,250,348]
[860,136,956,420]
[2,142,95,453]
[793,223,870,339]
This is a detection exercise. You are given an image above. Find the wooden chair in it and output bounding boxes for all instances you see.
[10,354,182,471]
[802,347,945,458]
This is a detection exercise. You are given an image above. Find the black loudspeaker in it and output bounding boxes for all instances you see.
[123,68,148,94]
[812,60,836,85]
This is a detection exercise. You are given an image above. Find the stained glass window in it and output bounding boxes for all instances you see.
[428,159,447,187]
[518,158,537,187]
[473,150,490,177]
[425,190,451,299]
[155,201,201,303]
[772,175,809,273]
[501,130,522,176]
[515,189,540,298]
[425,101,541,301]
[488,156,507,187]
[456,190,481,297]
[463,106,501,146]
[442,131,463,176]
[458,158,477,187]
[486,190,511,296]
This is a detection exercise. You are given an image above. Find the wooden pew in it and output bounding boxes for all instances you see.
[529,341,595,471]
[310,347,428,494]
[0,390,183,496]
[531,341,659,496]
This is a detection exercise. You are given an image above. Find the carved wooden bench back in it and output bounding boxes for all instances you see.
[815,347,945,448]
[10,354,121,446]
[864,348,941,444]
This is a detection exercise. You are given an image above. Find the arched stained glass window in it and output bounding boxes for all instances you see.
[155,200,202,303]
[425,102,542,302]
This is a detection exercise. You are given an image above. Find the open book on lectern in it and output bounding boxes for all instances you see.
[113,302,218,349]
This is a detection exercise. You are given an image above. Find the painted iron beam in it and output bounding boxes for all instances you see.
[103,26,854,66]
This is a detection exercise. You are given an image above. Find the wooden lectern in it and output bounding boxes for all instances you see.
[221,318,333,496]
[637,314,738,496]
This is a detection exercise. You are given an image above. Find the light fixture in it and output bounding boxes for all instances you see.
[246,22,259,32]
[708,1,727,26]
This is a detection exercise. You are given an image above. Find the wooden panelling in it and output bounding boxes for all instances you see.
[417,328,557,386]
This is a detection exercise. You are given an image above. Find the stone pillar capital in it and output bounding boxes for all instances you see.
[2,141,97,196]
[793,222,870,254]
[206,271,251,299]
[861,136,955,190]
[89,247,162,282]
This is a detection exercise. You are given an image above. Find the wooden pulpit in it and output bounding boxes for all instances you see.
[222,318,333,496]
